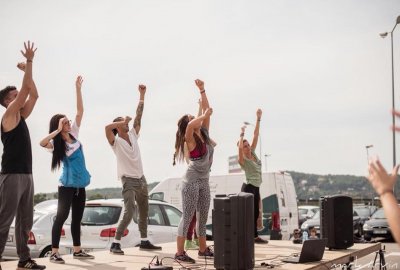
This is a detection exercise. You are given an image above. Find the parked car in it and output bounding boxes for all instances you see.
[300,209,362,236]
[363,208,393,241]
[298,205,319,227]
[3,200,60,258]
[60,199,182,254]
[353,204,377,237]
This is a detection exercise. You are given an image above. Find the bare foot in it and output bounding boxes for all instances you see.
[17,62,26,72]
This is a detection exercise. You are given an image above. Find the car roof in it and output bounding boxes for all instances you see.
[85,198,173,207]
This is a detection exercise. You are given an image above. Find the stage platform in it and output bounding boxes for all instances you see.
[0,240,381,270]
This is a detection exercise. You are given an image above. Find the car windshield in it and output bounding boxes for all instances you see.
[66,206,122,226]
[371,208,386,219]
[298,209,308,215]
[312,210,320,219]
[33,211,46,224]
[354,208,370,217]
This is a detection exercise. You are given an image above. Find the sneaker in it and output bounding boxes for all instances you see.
[139,240,162,250]
[175,251,196,263]
[184,239,199,250]
[49,252,65,264]
[110,242,124,255]
[17,259,46,269]
[255,237,269,244]
[73,250,95,259]
[198,246,214,258]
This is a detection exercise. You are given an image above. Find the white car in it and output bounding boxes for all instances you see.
[60,199,182,254]
[3,200,61,258]
[298,205,319,227]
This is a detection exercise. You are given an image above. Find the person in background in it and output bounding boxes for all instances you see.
[237,109,268,244]
[39,76,94,263]
[0,41,46,270]
[105,84,161,255]
[309,227,318,240]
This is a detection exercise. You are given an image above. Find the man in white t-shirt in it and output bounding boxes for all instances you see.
[105,85,161,255]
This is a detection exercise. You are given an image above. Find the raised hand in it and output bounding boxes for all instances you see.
[20,41,37,61]
[241,125,246,134]
[125,116,132,123]
[138,84,146,95]
[17,62,26,72]
[204,108,213,117]
[368,159,399,195]
[76,76,83,90]
[256,109,262,119]
[58,117,67,133]
[195,79,205,91]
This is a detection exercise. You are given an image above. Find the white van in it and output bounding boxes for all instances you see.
[149,172,298,240]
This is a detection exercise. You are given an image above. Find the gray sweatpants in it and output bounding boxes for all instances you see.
[0,174,34,261]
[115,175,149,240]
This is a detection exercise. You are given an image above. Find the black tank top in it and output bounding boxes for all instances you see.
[1,117,32,173]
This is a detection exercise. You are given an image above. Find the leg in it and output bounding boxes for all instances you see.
[115,182,135,241]
[242,184,258,238]
[197,180,210,252]
[15,175,34,262]
[134,176,149,239]
[71,188,86,251]
[52,187,74,251]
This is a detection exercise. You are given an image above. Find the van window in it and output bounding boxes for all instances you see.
[150,192,164,201]
[163,205,182,226]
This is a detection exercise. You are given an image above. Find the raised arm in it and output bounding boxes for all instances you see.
[75,76,84,127]
[3,42,36,127]
[39,117,65,149]
[368,160,400,245]
[238,126,246,166]
[185,108,213,151]
[197,99,202,117]
[251,109,262,151]
[195,79,211,130]
[19,62,39,120]
[133,85,146,135]
[105,116,131,146]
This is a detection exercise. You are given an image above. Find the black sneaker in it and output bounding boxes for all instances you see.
[198,246,214,258]
[255,237,269,244]
[73,250,95,259]
[17,259,46,269]
[139,240,162,250]
[49,252,65,264]
[175,251,196,263]
[110,242,124,255]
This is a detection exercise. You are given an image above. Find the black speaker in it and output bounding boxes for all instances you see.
[213,192,254,270]
[320,195,354,250]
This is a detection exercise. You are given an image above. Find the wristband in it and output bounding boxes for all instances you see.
[200,90,205,94]
[27,60,33,63]
[379,189,393,197]
[240,133,245,137]
[257,119,261,122]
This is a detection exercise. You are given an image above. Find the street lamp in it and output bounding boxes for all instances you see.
[365,145,373,166]
[243,121,262,169]
[264,154,271,172]
[380,15,400,168]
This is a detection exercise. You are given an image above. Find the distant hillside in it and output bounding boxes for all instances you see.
[288,171,400,201]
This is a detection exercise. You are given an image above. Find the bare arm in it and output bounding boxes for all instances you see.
[185,108,213,151]
[238,126,246,166]
[39,117,64,149]
[133,85,146,135]
[368,160,400,245]
[251,109,262,150]
[19,63,39,120]
[105,117,131,146]
[197,99,202,117]
[195,79,211,130]
[75,76,84,127]
[3,42,36,129]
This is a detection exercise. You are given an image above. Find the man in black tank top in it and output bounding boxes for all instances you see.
[0,42,45,270]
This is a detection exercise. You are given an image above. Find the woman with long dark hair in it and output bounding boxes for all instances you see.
[173,79,215,263]
[39,76,94,264]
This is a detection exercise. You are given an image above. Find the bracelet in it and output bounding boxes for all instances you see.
[27,60,33,63]
[240,133,244,137]
[200,90,205,94]
[257,119,261,122]
[379,189,393,197]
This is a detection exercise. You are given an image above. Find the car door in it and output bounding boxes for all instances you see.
[161,204,182,242]
[146,204,171,244]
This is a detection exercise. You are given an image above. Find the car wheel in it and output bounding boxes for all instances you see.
[356,224,363,237]
[364,235,371,241]
[39,246,52,258]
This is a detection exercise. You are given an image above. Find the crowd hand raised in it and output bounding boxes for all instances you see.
[195,79,205,91]
[241,125,246,133]
[256,108,262,119]
[368,159,399,195]
[17,62,26,72]
[138,84,146,95]
[76,76,83,89]
[20,41,37,61]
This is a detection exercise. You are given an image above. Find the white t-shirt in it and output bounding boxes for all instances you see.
[111,128,143,180]
[49,121,81,156]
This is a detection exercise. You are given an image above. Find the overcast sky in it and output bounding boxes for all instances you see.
[1,0,399,193]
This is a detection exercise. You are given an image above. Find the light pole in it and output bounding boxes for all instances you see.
[365,145,373,166]
[380,15,400,168]
[264,154,271,172]
[244,121,262,168]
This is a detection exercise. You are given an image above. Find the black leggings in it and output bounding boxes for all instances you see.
[241,183,260,238]
[52,186,86,248]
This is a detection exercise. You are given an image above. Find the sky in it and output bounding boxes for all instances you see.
[0,0,400,193]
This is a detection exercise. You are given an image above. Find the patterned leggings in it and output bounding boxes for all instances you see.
[178,179,210,237]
